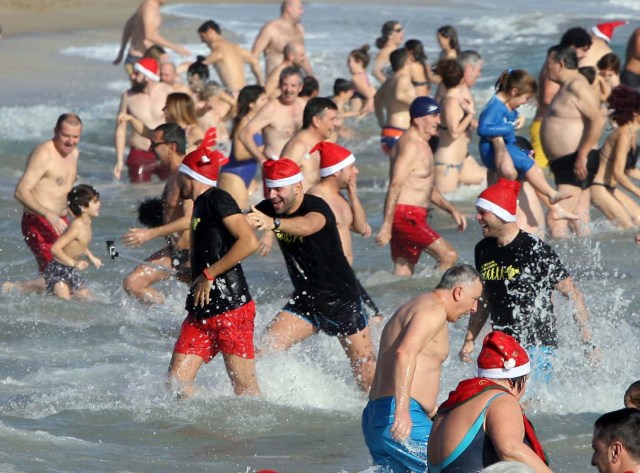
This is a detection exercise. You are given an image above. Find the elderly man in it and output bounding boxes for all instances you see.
[363,264,482,473]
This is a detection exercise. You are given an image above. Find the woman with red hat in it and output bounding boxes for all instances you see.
[428,331,552,473]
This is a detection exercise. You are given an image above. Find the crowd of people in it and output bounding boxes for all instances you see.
[5,0,640,471]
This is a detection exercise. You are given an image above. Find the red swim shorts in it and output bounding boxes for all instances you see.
[390,204,441,265]
[173,300,256,362]
[126,147,171,183]
[21,212,69,273]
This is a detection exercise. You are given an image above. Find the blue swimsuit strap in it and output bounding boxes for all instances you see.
[429,392,507,473]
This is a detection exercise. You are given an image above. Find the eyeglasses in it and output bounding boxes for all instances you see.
[150,141,168,152]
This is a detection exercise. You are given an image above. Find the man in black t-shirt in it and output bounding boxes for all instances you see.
[167,147,260,399]
[458,179,596,373]
[247,158,376,392]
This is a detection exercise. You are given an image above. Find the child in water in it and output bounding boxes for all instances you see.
[46,184,102,300]
[478,69,572,210]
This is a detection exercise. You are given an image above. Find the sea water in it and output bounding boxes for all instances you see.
[1,1,640,472]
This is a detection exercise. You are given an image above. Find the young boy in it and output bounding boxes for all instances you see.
[46,184,102,300]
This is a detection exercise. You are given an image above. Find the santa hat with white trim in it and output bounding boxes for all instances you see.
[477,331,531,379]
[311,141,356,178]
[178,147,223,187]
[476,178,520,223]
[263,158,303,188]
[591,21,627,43]
[134,58,160,82]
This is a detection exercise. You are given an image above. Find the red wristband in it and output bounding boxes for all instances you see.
[202,268,215,281]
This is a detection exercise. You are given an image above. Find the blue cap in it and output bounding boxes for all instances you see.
[409,96,440,119]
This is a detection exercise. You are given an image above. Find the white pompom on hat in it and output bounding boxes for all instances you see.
[477,331,531,379]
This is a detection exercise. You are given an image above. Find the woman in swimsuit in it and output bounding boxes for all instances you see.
[591,85,640,230]
[218,85,268,210]
[372,21,404,84]
[433,59,485,194]
[405,39,433,97]
[436,25,460,61]
[348,45,377,114]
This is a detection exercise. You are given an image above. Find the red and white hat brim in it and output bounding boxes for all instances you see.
[178,163,217,187]
[320,154,355,177]
[476,197,516,222]
[265,173,303,188]
[134,62,160,82]
[591,26,611,43]
[478,361,531,379]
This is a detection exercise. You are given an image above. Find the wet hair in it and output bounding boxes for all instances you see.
[154,122,187,155]
[164,92,199,127]
[625,28,640,67]
[625,380,640,409]
[559,27,592,50]
[376,21,400,49]
[67,184,99,217]
[434,59,464,89]
[608,85,640,127]
[137,197,164,228]
[55,113,82,131]
[300,75,320,98]
[495,69,537,96]
[233,85,266,135]
[350,44,371,68]
[597,52,621,74]
[578,66,596,85]
[302,97,337,129]
[390,48,408,72]
[437,25,461,55]
[143,45,167,62]
[435,263,480,290]
[593,408,640,461]
[458,50,482,69]
[198,20,221,35]
[405,39,427,65]
[333,78,355,95]
[505,375,528,393]
[279,65,304,86]
[548,44,579,70]
[187,56,210,81]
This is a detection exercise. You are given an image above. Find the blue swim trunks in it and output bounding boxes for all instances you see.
[362,396,432,473]
[526,346,554,384]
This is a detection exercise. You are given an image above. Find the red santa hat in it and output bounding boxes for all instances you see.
[178,147,223,186]
[311,141,356,177]
[263,158,303,188]
[477,331,531,379]
[591,21,628,43]
[475,178,521,223]
[134,58,160,82]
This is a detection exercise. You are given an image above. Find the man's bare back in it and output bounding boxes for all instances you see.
[375,73,415,129]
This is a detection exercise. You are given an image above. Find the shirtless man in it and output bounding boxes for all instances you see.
[9,114,82,293]
[279,97,339,191]
[307,141,381,320]
[264,42,306,98]
[362,264,482,472]
[374,49,416,157]
[251,0,312,77]
[581,22,627,67]
[159,62,192,95]
[198,20,263,96]
[541,45,605,238]
[122,123,193,304]
[113,0,190,76]
[239,66,305,165]
[532,28,592,169]
[376,97,466,276]
[114,58,173,183]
